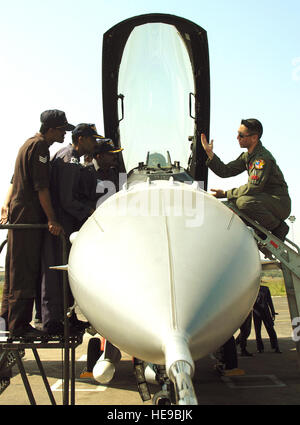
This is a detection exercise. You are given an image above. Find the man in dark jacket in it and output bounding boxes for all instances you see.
[41,123,103,335]
[41,124,122,335]
[253,285,281,353]
[201,119,291,241]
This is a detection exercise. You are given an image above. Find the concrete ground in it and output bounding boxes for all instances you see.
[0,296,300,406]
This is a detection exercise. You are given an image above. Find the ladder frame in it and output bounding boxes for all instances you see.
[0,224,83,404]
[223,201,300,365]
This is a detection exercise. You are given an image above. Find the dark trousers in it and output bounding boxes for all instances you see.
[235,194,291,230]
[41,231,73,327]
[236,312,252,350]
[253,310,279,350]
[35,276,42,320]
[0,250,11,324]
[1,228,44,333]
[220,336,238,370]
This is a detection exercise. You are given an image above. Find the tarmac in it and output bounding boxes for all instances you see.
[0,296,300,407]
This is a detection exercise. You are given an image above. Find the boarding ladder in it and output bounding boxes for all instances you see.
[0,225,83,404]
[224,201,300,366]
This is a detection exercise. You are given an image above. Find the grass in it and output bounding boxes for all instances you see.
[261,270,286,296]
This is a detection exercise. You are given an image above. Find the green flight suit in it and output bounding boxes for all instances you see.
[206,141,291,230]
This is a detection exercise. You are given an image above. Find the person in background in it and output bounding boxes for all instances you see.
[235,312,253,357]
[253,285,281,353]
[92,139,123,196]
[214,336,245,377]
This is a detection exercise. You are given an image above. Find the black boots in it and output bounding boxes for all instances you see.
[272,221,289,241]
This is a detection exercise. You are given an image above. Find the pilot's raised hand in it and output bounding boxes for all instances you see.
[210,189,226,199]
[201,134,214,160]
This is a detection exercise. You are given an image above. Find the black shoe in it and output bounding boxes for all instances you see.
[44,321,64,336]
[44,319,88,336]
[273,348,282,353]
[10,324,45,339]
[257,349,264,353]
[69,316,90,332]
[258,246,273,260]
[240,350,253,357]
[46,319,88,335]
[255,230,267,240]
[272,221,289,241]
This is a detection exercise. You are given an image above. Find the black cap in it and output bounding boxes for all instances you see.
[93,139,123,155]
[40,109,75,131]
[72,123,106,139]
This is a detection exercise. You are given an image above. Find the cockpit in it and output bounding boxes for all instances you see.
[102,14,210,189]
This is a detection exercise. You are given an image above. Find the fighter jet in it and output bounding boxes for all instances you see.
[67,14,261,404]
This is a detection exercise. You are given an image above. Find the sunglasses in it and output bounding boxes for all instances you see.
[238,132,256,139]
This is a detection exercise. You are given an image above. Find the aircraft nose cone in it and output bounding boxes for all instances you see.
[68,182,261,364]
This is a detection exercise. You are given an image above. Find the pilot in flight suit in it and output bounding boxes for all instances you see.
[202,119,291,241]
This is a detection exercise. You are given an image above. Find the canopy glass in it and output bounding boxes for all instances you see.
[118,23,195,172]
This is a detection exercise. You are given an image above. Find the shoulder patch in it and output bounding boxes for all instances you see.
[254,159,265,170]
[39,155,48,164]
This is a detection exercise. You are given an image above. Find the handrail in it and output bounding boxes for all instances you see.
[0,223,73,405]
[0,224,48,229]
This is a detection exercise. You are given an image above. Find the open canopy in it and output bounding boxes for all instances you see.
[102,13,210,188]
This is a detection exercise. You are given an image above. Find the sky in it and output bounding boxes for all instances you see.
[0,0,300,264]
